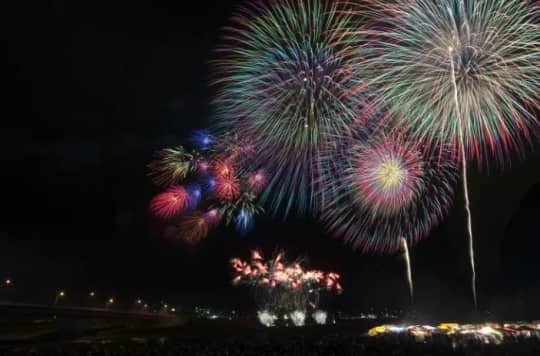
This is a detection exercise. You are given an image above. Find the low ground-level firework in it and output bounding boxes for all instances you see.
[319,133,457,253]
[354,0,540,307]
[213,0,362,217]
[231,250,342,319]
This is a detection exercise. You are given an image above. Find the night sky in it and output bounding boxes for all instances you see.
[2,0,540,320]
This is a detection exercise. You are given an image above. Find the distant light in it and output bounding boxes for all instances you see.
[108,298,114,304]
[137,299,142,305]
[171,308,176,312]
[89,291,95,297]
[59,291,65,297]
[5,278,12,286]
[144,304,148,309]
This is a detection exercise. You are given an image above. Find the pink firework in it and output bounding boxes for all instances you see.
[196,159,210,173]
[230,250,343,295]
[247,170,268,194]
[204,208,221,228]
[351,135,424,216]
[150,186,191,219]
[215,175,241,201]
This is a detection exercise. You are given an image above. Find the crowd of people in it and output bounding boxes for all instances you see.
[2,334,540,356]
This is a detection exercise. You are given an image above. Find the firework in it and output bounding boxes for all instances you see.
[351,133,424,217]
[355,0,540,306]
[247,170,268,195]
[231,250,343,314]
[149,186,191,219]
[149,131,266,240]
[176,211,210,244]
[257,310,278,327]
[215,175,241,201]
[289,310,306,327]
[147,147,198,187]
[312,310,328,325]
[357,0,540,164]
[401,237,414,303]
[190,129,214,151]
[319,133,457,253]
[213,0,362,217]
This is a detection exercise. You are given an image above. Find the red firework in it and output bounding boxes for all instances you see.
[212,158,235,179]
[150,186,190,218]
[215,175,241,201]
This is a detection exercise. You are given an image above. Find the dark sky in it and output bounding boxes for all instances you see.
[1,0,540,320]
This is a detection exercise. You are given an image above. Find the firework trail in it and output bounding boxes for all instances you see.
[355,0,540,307]
[450,48,478,308]
[319,131,457,253]
[213,0,362,217]
[400,237,413,303]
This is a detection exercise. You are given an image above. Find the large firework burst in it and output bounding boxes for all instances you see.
[358,0,540,164]
[319,133,457,253]
[354,0,540,306]
[213,0,361,217]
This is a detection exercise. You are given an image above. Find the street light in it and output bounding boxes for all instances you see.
[136,299,142,305]
[107,298,115,306]
[54,290,66,304]
[4,278,12,286]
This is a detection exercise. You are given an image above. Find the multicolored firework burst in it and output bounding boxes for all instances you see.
[213,0,362,217]
[319,132,457,253]
[353,0,540,306]
[148,131,267,241]
[351,135,423,217]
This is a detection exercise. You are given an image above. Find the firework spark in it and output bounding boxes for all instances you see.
[213,0,362,217]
